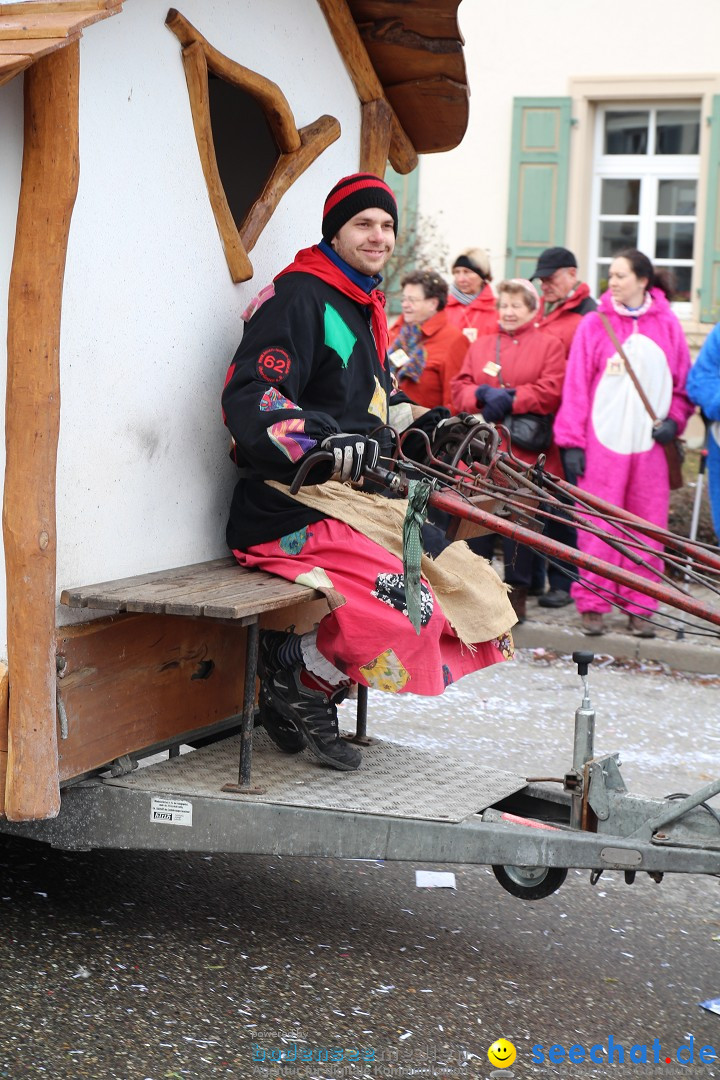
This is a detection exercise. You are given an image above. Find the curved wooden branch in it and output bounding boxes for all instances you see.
[166,8,301,153]
[241,114,341,252]
[315,0,418,174]
[3,42,80,821]
[180,41,253,283]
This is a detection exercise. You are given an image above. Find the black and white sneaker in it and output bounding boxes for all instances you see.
[258,631,360,772]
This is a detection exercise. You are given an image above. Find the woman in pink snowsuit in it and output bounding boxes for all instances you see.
[553,249,693,637]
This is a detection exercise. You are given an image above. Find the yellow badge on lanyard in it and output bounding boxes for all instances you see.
[482,360,502,377]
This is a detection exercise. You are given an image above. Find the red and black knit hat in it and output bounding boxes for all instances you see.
[322,173,398,242]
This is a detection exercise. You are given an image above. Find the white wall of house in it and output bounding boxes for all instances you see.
[0,75,24,661]
[48,0,361,627]
[419,0,720,289]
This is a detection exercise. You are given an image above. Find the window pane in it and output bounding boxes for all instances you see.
[658,265,692,301]
[657,179,697,216]
[599,220,638,257]
[656,109,700,155]
[655,222,695,260]
[604,111,649,154]
[600,178,640,215]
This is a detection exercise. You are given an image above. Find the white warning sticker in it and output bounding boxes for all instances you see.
[150,797,193,827]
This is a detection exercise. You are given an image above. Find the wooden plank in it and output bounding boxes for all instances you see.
[314,0,418,174]
[0,2,118,12]
[55,603,328,780]
[0,8,118,38]
[4,42,79,822]
[348,0,464,40]
[0,752,6,819]
[60,556,238,607]
[0,36,76,55]
[385,76,468,154]
[361,40,465,87]
[61,559,321,619]
[0,53,30,85]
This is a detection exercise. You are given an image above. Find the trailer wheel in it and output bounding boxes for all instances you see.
[492,864,567,900]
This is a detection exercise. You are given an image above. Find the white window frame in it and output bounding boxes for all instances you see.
[589,103,700,318]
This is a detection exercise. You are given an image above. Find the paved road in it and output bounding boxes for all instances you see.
[1,651,719,1080]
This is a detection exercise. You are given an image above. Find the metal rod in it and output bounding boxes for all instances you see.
[427,487,720,628]
[238,619,260,787]
[355,683,368,739]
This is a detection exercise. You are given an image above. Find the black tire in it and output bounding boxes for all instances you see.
[492,863,568,901]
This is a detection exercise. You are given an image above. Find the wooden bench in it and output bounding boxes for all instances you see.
[60,556,345,791]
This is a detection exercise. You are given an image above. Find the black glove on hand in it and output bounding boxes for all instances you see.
[401,407,450,463]
[652,417,678,445]
[474,384,491,407]
[321,434,380,483]
[481,386,515,424]
[561,447,586,484]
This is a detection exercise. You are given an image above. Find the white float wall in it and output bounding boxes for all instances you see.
[53,0,360,627]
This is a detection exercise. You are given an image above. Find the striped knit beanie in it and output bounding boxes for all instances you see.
[322,173,398,242]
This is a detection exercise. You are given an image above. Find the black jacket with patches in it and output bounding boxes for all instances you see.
[222,271,395,550]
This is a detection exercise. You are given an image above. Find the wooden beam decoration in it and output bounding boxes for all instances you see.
[360,99,392,177]
[3,42,80,821]
[166,8,340,283]
[0,663,8,818]
[315,0,418,175]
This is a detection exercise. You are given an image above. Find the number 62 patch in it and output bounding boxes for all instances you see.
[257,346,292,384]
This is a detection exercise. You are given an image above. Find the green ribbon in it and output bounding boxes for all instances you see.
[402,478,433,635]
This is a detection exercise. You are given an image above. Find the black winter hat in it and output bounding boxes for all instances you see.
[532,246,578,279]
[322,173,398,242]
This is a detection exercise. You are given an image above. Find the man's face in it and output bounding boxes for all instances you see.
[331,208,396,276]
[539,266,577,304]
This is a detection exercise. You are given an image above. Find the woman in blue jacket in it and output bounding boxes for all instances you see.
[687,323,720,541]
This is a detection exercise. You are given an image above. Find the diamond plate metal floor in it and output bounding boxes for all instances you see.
[102,731,527,823]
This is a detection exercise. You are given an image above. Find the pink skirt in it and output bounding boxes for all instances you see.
[234,518,513,696]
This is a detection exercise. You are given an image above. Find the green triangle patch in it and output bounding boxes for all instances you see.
[324,303,357,367]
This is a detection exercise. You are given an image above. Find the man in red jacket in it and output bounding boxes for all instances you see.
[530,247,597,608]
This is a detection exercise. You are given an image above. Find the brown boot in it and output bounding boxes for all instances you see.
[509,586,528,624]
[628,615,656,638]
[581,611,605,636]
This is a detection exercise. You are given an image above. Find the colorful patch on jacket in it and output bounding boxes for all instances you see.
[324,303,357,367]
[493,631,515,660]
[259,387,301,413]
[359,649,410,693]
[367,375,388,421]
[242,283,275,321]
[442,664,453,688]
[267,418,316,462]
[257,346,293,384]
[372,572,433,626]
[279,527,311,555]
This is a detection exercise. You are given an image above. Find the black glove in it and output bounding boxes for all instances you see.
[652,417,678,445]
[321,434,380,483]
[481,386,515,424]
[401,407,450,463]
[474,384,491,407]
[561,447,585,485]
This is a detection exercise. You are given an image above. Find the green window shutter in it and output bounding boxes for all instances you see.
[506,98,572,279]
[384,163,419,316]
[700,94,720,323]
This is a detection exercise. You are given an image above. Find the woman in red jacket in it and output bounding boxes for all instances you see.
[389,269,469,411]
[444,248,498,343]
[451,279,566,621]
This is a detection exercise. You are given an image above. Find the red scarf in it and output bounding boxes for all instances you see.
[276,245,389,364]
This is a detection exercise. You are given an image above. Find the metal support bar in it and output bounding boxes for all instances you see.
[222,619,265,794]
[355,684,368,738]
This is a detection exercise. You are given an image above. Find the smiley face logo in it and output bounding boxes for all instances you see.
[488,1039,517,1068]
